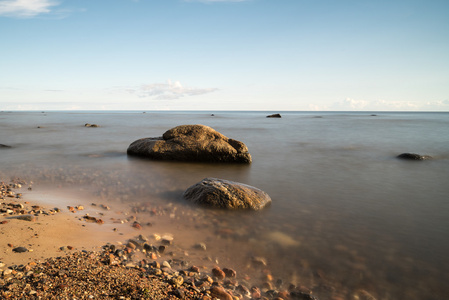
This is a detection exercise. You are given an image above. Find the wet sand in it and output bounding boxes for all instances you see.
[1,179,323,300]
[1,180,140,267]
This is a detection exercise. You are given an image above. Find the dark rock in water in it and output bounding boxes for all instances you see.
[183,178,271,210]
[12,247,28,253]
[266,113,282,118]
[397,153,432,160]
[127,124,252,163]
[0,144,11,148]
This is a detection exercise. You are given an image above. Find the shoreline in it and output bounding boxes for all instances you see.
[1,179,135,267]
[1,178,320,300]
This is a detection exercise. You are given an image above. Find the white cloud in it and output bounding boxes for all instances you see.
[330,97,418,111]
[0,0,59,17]
[332,98,370,110]
[129,80,219,100]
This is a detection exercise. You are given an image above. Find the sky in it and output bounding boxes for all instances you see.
[0,0,448,111]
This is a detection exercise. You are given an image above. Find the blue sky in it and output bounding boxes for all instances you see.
[1,0,448,111]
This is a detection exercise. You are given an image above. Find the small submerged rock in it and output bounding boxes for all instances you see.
[266,113,282,118]
[183,178,272,210]
[266,231,300,247]
[397,153,432,160]
[84,123,100,128]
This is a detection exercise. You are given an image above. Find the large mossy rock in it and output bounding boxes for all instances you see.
[127,125,252,163]
[183,178,271,210]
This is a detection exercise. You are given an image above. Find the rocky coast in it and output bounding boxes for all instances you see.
[0,179,319,300]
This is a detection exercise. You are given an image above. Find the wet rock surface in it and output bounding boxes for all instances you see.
[127,124,252,163]
[183,178,272,210]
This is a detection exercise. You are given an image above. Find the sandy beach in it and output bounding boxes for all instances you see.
[1,179,138,267]
[1,178,319,300]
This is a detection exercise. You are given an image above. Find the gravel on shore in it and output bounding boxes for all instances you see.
[0,245,318,300]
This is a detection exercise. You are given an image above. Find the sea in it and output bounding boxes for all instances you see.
[0,110,448,300]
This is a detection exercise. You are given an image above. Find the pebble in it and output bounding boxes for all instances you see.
[277,291,290,299]
[190,266,200,273]
[12,247,28,253]
[252,256,267,267]
[251,286,262,298]
[212,266,226,280]
[127,240,138,249]
[161,235,174,245]
[210,286,233,300]
[15,215,36,221]
[222,268,237,278]
[3,269,12,276]
[162,261,172,269]
[237,284,250,297]
[195,242,207,251]
[171,275,184,287]
[158,245,166,254]
[138,234,148,242]
[132,221,142,229]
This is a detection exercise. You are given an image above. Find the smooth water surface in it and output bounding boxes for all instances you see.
[1,111,448,299]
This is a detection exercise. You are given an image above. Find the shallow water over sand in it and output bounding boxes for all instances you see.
[1,111,449,299]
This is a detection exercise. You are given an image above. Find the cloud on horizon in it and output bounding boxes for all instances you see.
[128,80,219,100]
[327,98,449,111]
[0,0,59,17]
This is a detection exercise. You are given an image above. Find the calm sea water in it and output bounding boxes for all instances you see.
[1,111,448,299]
